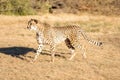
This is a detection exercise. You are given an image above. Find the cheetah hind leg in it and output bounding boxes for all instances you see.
[79,45,87,59]
[65,38,76,60]
[69,49,76,60]
[69,45,87,60]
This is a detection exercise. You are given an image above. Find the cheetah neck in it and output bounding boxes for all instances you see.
[35,28,43,37]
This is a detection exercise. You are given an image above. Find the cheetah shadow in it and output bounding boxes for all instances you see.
[41,50,67,59]
[0,46,67,60]
[0,46,36,60]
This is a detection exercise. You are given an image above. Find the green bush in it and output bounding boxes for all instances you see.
[0,0,36,15]
[0,0,120,15]
[49,0,120,15]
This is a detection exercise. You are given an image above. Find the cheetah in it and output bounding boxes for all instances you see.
[27,19,102,62]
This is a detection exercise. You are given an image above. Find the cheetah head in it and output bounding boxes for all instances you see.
[27,19,38,31]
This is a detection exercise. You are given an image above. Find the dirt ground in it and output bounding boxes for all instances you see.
[0,14,120,80]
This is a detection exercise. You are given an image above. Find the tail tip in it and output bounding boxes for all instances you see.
[99,42,103,46]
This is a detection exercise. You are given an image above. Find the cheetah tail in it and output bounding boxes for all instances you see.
[80,30,102,46]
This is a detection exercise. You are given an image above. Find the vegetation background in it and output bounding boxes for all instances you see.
[0,0,120,15]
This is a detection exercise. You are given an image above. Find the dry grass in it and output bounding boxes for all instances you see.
[0,13,120,80]
[0,13,119,33]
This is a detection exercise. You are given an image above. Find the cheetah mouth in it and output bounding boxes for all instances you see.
[27,27,31,30]
[27,26,37,31]
[27,27,30,30]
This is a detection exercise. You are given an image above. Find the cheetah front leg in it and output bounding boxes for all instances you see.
[32,44,43,62]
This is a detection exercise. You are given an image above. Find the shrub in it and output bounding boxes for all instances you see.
[0,0,120,15]
[0,0,36,15]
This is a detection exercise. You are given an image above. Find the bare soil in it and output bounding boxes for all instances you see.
[0,15,120,80]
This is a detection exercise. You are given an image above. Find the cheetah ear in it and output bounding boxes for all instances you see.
[33,19,38,24]
[30,19,38,24]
